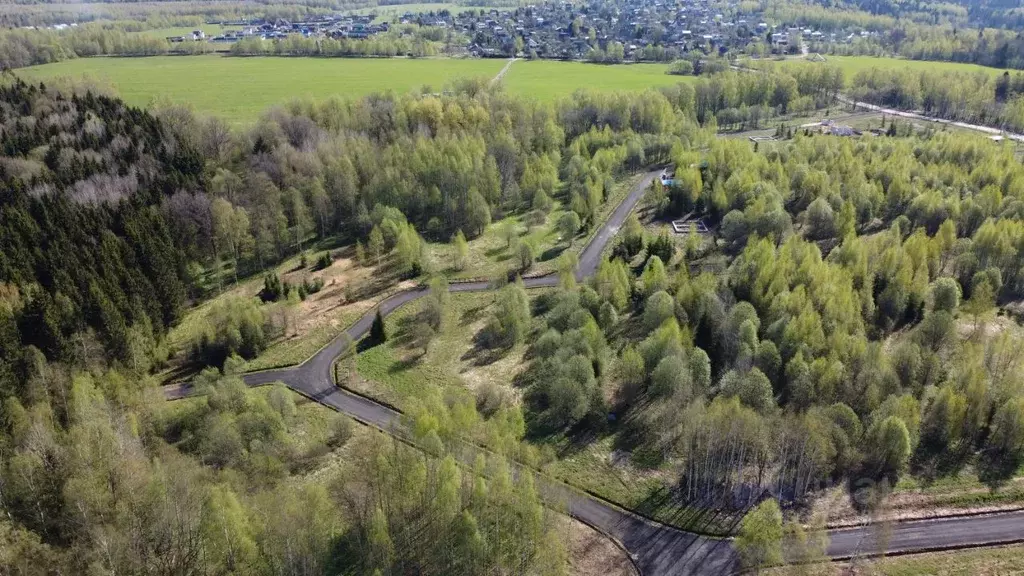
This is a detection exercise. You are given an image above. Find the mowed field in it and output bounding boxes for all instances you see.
[17,55,686,122]
[501,60,689,100]
[17,55,503,123]
[772,54,1010,79]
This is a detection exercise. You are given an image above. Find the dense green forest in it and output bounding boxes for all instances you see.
[847,66,1024,130]
[0,71,699,573]
[0,75,587,573]
[508,128,1024,528]
[749,60,1024,133]
[5,42,1024,571]
[5,65,807,384]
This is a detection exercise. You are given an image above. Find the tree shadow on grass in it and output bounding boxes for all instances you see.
[159,360,204,386]
[390,313,420,348]
[635,488,745,536]
[461,327,512,367]
[538,244,567,262]
[458,303,490,327]
[387,355,420,374]
[522,402,608,458]
[613,310,650,343]
[485,245,518,262]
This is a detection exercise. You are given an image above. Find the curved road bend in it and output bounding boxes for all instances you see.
[165,168,1024,575]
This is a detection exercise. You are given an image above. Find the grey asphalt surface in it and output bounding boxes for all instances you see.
[828,509,1024,559]
[163,168,1024,575]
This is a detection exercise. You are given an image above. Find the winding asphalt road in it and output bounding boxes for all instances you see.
[165,169,1024,575]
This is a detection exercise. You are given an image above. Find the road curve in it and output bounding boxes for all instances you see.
[164,168,1024,574]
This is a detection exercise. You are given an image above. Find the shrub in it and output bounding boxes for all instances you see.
[194,296,268,367]
[260,273,286,302]
[314,251,333,271]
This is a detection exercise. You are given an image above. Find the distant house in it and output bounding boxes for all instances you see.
[818,120,859,137]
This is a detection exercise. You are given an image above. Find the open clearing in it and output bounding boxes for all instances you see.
[16,55,503,124]
[501,60,692,101]
[16,56,691,121]
[764,54,1010,80]
[162,241,414,379]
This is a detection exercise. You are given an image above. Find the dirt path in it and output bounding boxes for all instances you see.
[491,57,518,85]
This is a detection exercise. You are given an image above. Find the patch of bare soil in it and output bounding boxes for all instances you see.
[566,517,638,576]
[954,314,1015,341]
[276,255,414,341]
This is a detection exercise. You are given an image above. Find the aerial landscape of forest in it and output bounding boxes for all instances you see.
[4,0,1024,575]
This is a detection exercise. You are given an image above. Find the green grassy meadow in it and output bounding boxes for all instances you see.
[353,291,519,407]
[17,55,503,124]
[17,56,690,122]
[501,60,691,101]
[772,54,1010,80]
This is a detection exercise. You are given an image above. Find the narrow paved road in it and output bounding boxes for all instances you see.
[165,168,1024,575]
[828,510,1024,559]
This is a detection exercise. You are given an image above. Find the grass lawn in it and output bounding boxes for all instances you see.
[768,543,1024,575]
[501,60,693,101]
[762,54,1011,81]
[887,467,1024,511]
[427,204,570,281]
[16,55,503,124]
[353,290,527,407]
